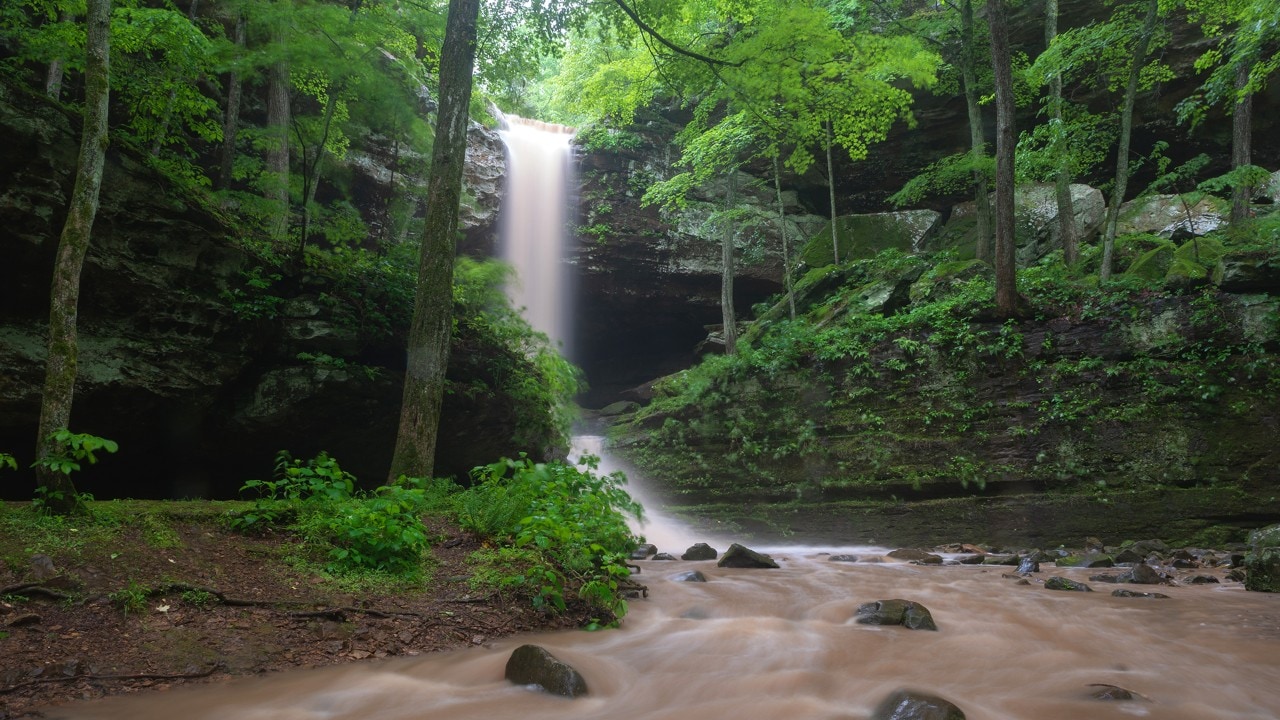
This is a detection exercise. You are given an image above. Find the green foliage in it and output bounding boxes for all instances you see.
[0,452,16,472]
[180,588,217,609]
[108,582,149,617]
[890,151,994,207]
[457,455,642,619]
[231,452,430,576]
[221,267,285,320]
[33,430,118,476]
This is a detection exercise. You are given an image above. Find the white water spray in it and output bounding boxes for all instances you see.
[497,115,576,358]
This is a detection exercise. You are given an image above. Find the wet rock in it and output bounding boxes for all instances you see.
[630,544,657,560]
[1227,567,1247,582]
[1112,589,1170,599]
[1113,547,1147,564]
[1056,553,1113,568]
[957,554,986,565]
[652,553,678,561]
[598,400,641,416]
[1017,557,1040,574]
[1044,577,1093,592]
[887,548,944,564]
[29,554,57,580]
[855,599,938,631]
[1088,573,1120,583]
[1088,683,1140,701]
[669,570,707,583]
[1117,563,1166,584]
[829,554,860,563]
[936,543,987,554]
[982,555,1020,566]
[1083,537,1105,553]
[504,644,588,698]
[871,688,966,720]
[1244,523,1280,592]
[716,544,779,569]
[1185,574,1220,585]
[1172,557,1200,569]
[1117,194,1224,239]
[681,543,718,561]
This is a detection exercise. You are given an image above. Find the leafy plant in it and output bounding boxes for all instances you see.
[180,588,217,609]
[33,430,118,476]
[458,455,643,620]
[109,582,149,616]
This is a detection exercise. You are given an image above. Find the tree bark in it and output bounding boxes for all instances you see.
[388,0,481,481]
[266,28,292,243]
[1230,59,1254,225]
[987,0,1019,318]
[1045,0,1078,265]
[825,119,839,265]
[218,12,246,192]
[1100,0,1159,283]
[722,171,738,356]
[774,154,796,321]
[35,0,111,514]
[960,0,993,264]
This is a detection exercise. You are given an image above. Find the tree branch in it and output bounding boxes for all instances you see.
[609,0,743,68]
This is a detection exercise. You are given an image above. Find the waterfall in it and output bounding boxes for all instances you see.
[497,116,576,359]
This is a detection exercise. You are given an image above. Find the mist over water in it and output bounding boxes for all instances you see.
[44,120,1280,719]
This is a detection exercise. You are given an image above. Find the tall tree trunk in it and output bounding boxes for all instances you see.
[722,171,738,356]
[774,154,796,321]
[388,0,481,481]
[987,0,1019,318]
[266,37,291,243]
[1100,0,1159,283]
[35,0,111,514]
[825,119,839,265]
[1230,59,1254,225]
[960,0,993,264]
[1045,0,1078,265]
[218,12,246,193]
[298,91,339,257]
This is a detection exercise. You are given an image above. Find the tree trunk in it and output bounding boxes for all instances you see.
[35,0,111,514]
[388,0,481,481]
[825,119,839,265]
[960,0,993,264]
[266,37,291,242]
[218,12,246,193]
[774,154,796,321]
[298,90,339,257]
[1100,0,1159,283]
[987,0,1019,318]
[44,11,71,100]
[1045,0,1078,265]
[722,171,738,356]
[1230,59,1254,225]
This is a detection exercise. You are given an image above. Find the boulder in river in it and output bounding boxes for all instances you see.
[855,599,938,631]
[717,543,779,568]
[1088,683,1143,701]
[1117,563,1166,584]
[504,644,588,698]
[669,570,707,583]
[1017,557,1040,574]
[681,543,719,561]
[1044,577,1093,592]
[887,548,944,564]
[871,688,966,720]
[631,543,657,560]
[1112,589,1170,599]
[1244,523,1280,592]
[829,554,860,563]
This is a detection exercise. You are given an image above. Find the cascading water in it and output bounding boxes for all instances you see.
[497,115,576,359]
[43,121,1280,719]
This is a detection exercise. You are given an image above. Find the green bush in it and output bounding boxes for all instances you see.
[458,455,643,619]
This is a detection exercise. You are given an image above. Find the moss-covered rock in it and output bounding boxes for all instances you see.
[800,210,941,268]
[1245,524,1280,592]
[1125,243,1175,281]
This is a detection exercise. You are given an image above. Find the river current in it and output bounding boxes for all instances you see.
[46,435,1280,720]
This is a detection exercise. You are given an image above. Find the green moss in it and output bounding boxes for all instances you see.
[1125,243,1175,281]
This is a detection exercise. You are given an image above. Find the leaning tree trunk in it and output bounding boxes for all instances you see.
[35,0,111,514]
[987,0,1019,319]
[1230,59,1254,225]
[388,0,482,481]
[774,154,796,321]
[722,170,739,356]
[1046,0,1078,265]
[1100,0,1159,283]
[960,0,994,264]
[218,12,246,192]
[825,119,839,265]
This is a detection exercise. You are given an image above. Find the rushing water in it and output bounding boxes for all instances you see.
[497,115,576,359]
[45,121,1280,719]
[46,554,1280,719]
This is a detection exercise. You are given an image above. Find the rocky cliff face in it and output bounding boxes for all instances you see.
[0,85,543,500]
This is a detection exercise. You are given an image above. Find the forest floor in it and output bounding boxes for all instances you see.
[0,501,592,718]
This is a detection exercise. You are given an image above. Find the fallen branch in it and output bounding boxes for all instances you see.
[0,663,223,695]
[0,583,72,601]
